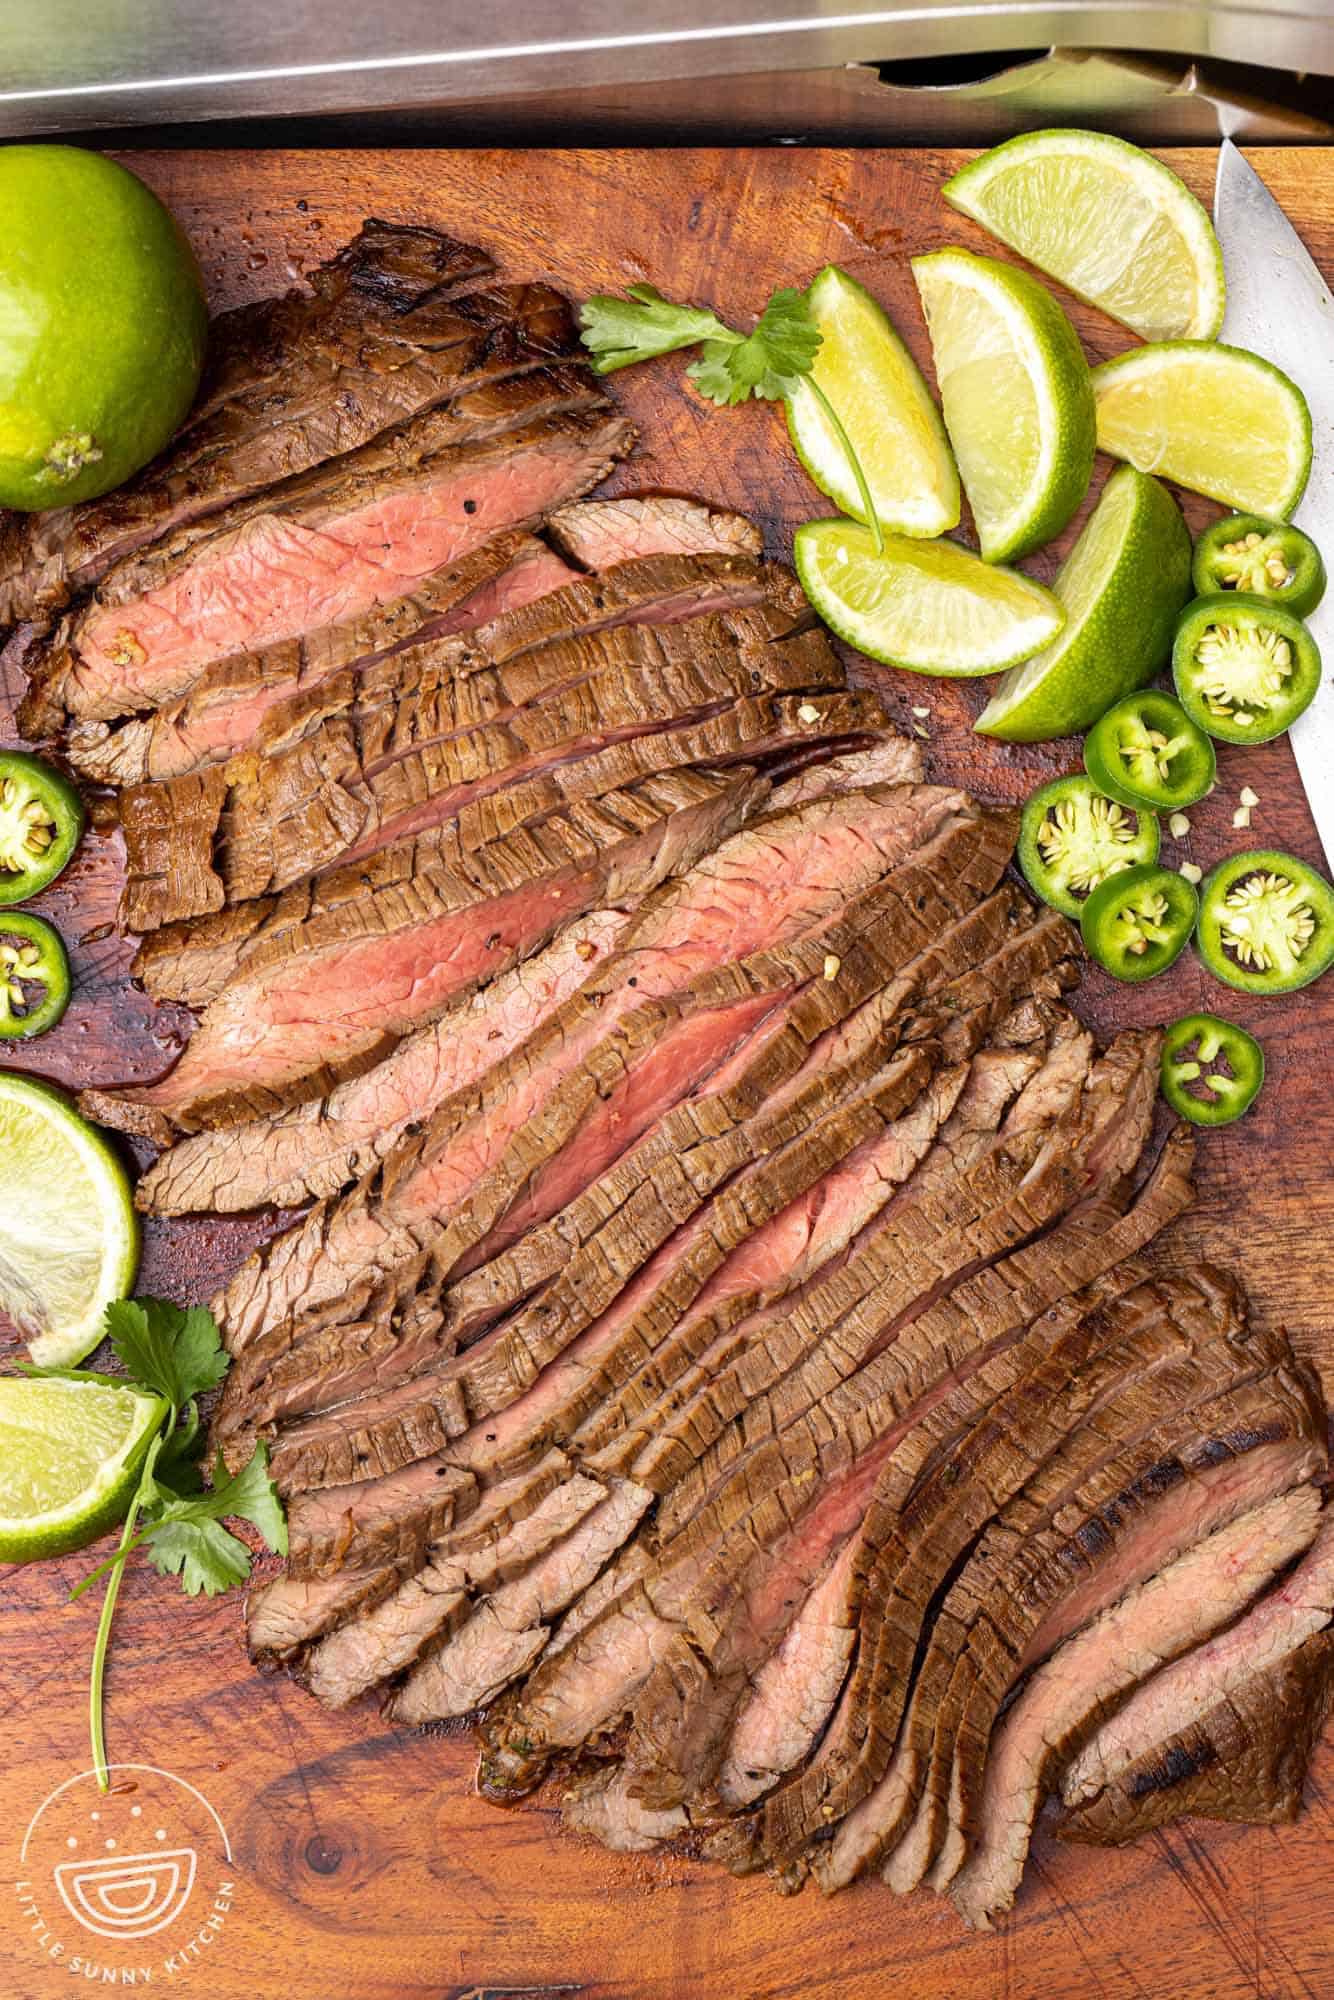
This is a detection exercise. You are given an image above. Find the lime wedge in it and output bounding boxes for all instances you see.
[912,248,1095,563]
[0,1376,165,1561]
[975,465,1192,741]
[787,265,959,539]
[944,130,1225,342]
[1093,342,1312,519]
[0,1073,139,1368]
[795,518,1064,677]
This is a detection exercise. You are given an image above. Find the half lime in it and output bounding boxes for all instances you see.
[912,248,1095,563]
[0,1375,165,1561]
[943,130,1225,342]
[0,1073,139,1368]
[795,519,1065,676]
[1093,342,1312,519]
[787,264,960,539]
[975,465,1193,741]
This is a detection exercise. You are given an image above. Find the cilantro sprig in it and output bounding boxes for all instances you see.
[579,282,883,552]
[25,1297,286,1791]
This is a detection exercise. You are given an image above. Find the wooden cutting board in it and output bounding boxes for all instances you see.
[2,148,1333,2000]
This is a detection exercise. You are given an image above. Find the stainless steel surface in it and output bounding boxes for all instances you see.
[1215,139,1334,868]
[0,3,1331,135]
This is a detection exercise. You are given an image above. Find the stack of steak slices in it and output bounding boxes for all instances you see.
[12,219,1333,1929]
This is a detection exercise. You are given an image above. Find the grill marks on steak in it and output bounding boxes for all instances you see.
[22,376,632,733]
[82,766,760,1141]
[1058,1502,1334,1832]
[1058,1627,1334,1844]
[0,222,506,633]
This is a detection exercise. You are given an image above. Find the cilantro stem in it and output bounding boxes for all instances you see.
[803,378,884,556]
[88,1494,142,1793]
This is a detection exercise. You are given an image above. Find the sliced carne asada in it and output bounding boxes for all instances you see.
[945,1484,1324,1927]
[650,1027,1152,1546]
[725,1259,1319,1878]
[216,806,1029,1489]
[863,1286,1319,1898]
[207,781,991,1360]
[69,502,773,789]
[64,528,575,787]
[138,911,630,1216]
[473,1040,1154,1806]
[1058,1626,1334,1844]
[657,1137,1198,1808]
[546,496,761,568]
[116,596,857,929]
[21,377,633,734]
[767,740,927,808]
[266,1042,940,1498]
[0,221,511,633]
[248,1446,579,1666]
[389,1479,653,1722]
[83,765,759,1141]
[305,1467,626,1710]
[213,846,1034,1484]
[1059,1503,1334,1828]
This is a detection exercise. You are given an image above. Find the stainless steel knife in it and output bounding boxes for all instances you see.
[1214,139,1334,866]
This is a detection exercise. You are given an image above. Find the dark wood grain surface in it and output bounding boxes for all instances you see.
[2,148,1331,2000]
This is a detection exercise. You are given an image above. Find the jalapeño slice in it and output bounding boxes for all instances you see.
[1083,690,1215,812]
[0,751,85,905]
[1018,775,1159,921]
[1161,1013,1264,1127]
[1197,849,1334,995]
[1192,514,1325,620]
[1080,862,1198,984]
[1172,592,1321,744]
[0,911,71,1038]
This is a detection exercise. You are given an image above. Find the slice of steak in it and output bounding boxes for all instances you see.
[865,1285,1316,1896]
[69,503,771,788]
[117,595,851,928]
[303,1465,613,1709]
[717,1538,861,1810]
[946,1484,1323,1928]
[138,911,630,1216]
[0,221,505,631]
[546,496,761,567]
[250,1447,577,1665]
[66,528,574,787]
[389,1480,653,1721]
[1060,1501,1334,1823]
[1058,1628,1334,1845]
[286,1455,482,1580]
[207,781,988,1359]
[82,766,758,1140]
[21,375,631,732]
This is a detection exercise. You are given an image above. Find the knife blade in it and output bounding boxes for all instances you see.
[1214,139,1334,867]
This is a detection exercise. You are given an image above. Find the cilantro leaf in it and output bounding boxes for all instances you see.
[142,1516,251,1598]
[579,284,734,374]
[688,289,822,406]
[142,1440,287,1574]
[106,1298,228,1411]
